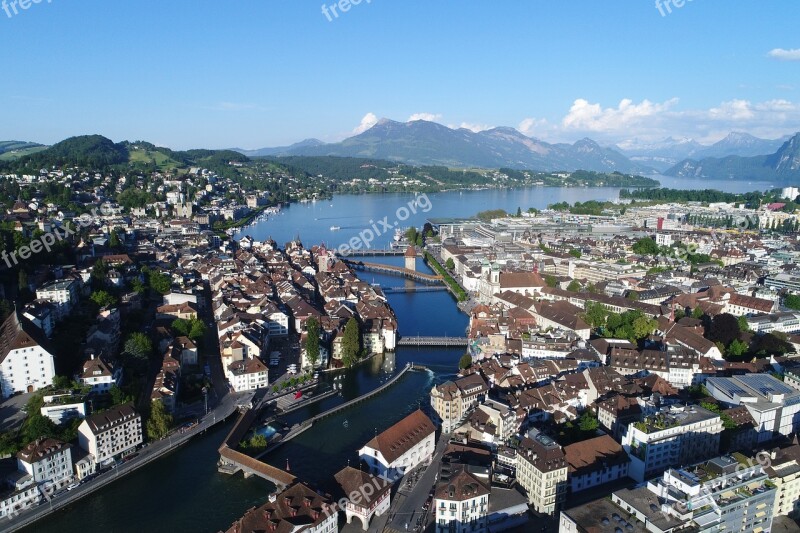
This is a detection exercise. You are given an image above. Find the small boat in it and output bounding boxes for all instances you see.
[330,226,341,231]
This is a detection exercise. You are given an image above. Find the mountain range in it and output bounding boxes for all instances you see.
[664,133,800,181]
[5,121,800,182]
[616,132,792,171]
[238,119,799,179]
[240,119,652,173]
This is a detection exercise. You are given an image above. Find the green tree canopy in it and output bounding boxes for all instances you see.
[146,399,173,441]
[305,317,321,368]
[458,353,473,370]
[341,318,361,368]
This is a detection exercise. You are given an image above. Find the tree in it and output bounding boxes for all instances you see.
[568,248,581,259]
[708,313,741,347]
[90,290,118,308]
[146,399,173,441]
[341,318,361,368]
[109,385,133,405]
[631,315,657,341]
[18,269,28,293]
[582,302,610,329]
[91,259,108,287]
[445,258,455,270]
[727,339,748,358]
[692,307,704,319]
[737,315,750,332]
[632,237,659,256]
[626,291,640,301]
[52,375,73,390]
[544,274,558,288]
[405,227,418,244]
[516,206,522,217]
[148,270,172,294]
[566,280,581,292]
[458,353,473,370]
[124,332,153,361]
[784,294,800,310]
[305,317,321,368]
[578,412,599,433]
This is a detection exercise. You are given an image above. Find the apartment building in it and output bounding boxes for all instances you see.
[622,404,723,482]
[763,442,800,518]
[616,456,775,533]
[515,432,568,515]
[705,374,800,442]
[430,373,488,433]
[77,403,143,466]
[226,356,269,392]
[16,438,74,489]
[35,278,79,322]
[434,469,490,533]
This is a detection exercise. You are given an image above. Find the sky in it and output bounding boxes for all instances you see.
[0,0,799,149]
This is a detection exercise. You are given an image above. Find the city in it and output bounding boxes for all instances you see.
[1,2,800,533]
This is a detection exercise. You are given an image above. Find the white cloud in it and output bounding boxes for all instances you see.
[562,98,679,132]
[518,118,551,137]
[353,112,379,134]
[768,48,800,61]
[455,122,492,133]
[407,112,442,122]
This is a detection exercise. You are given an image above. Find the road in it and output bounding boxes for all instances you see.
[384,436,449,533]
[0,388,253,533]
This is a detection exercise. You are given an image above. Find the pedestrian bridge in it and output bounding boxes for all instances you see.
[380,286,448,294]
[343,260,443,284]
[397,336,469,347]
[218,408,296,489]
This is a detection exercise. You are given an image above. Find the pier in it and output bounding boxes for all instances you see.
[396,336,469,347]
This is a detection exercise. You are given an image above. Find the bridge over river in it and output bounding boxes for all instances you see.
[217,364,425,487]
[342,259,443,284]
[396,336,469,347]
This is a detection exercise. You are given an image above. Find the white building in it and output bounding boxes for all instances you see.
[226,356,269,392]
[359,410,436,481]
[78,354,121,394]
[0,312,56,398]
[77,403,142,466]
[622,405,723,482]
[16,438,74,490]
[434,469,490,533]
[705,374,800,442]
[430,373,488,433]
[35,278,79,322]
[40,393,87,424]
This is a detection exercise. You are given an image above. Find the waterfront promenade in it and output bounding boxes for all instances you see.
[1,390,253,533]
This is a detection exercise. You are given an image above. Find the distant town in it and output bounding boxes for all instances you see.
[0,147,800,533]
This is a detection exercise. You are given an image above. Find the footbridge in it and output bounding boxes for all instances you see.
[343,260,443,284]
[397,336,469,347]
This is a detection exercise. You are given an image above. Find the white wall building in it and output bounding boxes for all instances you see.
[434,470,490,533]
[77,403,142,466]
[359,410,436,481]
[0,312,56,398]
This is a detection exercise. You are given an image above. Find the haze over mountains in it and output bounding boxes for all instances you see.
[235,118,799,179]
[4,120,799,182]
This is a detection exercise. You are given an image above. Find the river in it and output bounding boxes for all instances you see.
[29,256,467,533]
[28,178,765,532]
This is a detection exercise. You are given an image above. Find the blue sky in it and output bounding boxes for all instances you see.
[1,0,798,149]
